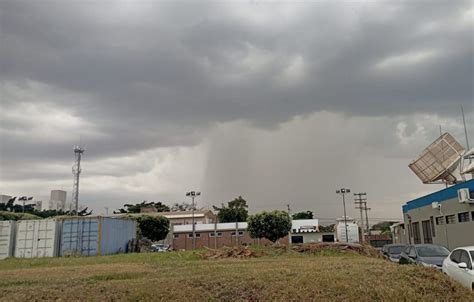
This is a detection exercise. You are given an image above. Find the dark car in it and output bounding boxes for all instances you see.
[382,244,406,262]
[399,244,450,270]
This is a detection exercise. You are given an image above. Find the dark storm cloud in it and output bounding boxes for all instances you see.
[0,0,473,188]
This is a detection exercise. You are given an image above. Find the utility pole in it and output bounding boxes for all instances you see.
[354,192,367,243]
[364,202,371,237]
[186,191,201,250]
[287,204,291,217]
[336,188,350,243]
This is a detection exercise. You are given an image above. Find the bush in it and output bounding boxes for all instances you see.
[247,210,291,243]
[134,215,170,241]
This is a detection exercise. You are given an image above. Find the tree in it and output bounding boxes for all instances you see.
[292,211,313,220]
[170,202,197,211]
[319,224,335,233]
[134,215,170,241]
[115,201,170,214]
[247,210,291,243]
[0,197,92,218]
[213,196,248,223]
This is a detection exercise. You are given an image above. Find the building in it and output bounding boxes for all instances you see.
[402,179,474,250]
[160,210,216,226]
[0,195,12,203]
[172,222,287,250]
[289,219,335,244]
[390,222,408,244]
[49,190,67,210]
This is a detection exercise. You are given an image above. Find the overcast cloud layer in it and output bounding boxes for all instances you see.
[0,0,473,222]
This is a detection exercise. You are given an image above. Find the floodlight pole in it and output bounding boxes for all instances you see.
[186,191,201,250]
[337,188,350,243]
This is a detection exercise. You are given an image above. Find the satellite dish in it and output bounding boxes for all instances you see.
[408,133,465,184]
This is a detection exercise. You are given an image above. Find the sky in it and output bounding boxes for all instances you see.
[0,0,473,223]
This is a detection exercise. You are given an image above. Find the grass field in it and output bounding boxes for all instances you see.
[1,249,473,301]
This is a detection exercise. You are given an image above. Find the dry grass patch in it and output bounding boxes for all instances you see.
[0,248,473,301]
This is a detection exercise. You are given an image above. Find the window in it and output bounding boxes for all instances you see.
[209,232,223,237]
[421,220,433,244]
[231,231,244,236]
[173,234,179,239]
[435,216,445,225]
[404,246,411,254]
[412,222,421,244]
[450,250,462,263]
[187,233,200,238]
[446,215,456,224]
[472,212,474,221]
[291,236,303,244]
[459,250,472,270]
[458,212,470,223]
[430,216,436,237]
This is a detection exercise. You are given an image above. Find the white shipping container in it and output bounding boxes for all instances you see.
[336,222,360,244]
[60,217,136,256]
[15,220,60,258]
[0,221,16,260]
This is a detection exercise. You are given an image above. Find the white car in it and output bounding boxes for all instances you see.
[442,246,474,291]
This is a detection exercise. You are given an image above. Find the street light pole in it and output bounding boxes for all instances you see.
[186,191,201,250]
[336,188,350,243]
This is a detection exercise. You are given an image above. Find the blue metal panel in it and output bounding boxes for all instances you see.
[60,218,99,256]
[402,179,474,213]
[60,217,136,256]
[99,218,136,255]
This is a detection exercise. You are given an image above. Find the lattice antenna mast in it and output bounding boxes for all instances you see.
[72,145,85,214]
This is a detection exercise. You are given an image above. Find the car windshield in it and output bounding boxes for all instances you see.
[416,246,450,257]
[471,251,474,260]
[388,246,404,254]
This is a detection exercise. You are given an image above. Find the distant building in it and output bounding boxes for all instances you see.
[171,222,288,250]
[0,195,12,204]
[49,190,67,210]
[390,222,408,245]
[402,179,474,250]
[289,219,335,244]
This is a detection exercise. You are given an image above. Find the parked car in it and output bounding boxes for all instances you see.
[382,244,406,262]
[151,244,170,252]
[399,244,450,270]
[442,246,474,291]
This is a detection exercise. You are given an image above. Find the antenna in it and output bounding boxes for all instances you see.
[461,105,470,150]
[72,144,85,214]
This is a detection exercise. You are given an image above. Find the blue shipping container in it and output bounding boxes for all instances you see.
[60,217,136,256]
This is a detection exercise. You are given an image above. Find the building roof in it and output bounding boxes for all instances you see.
[402,179,474,213]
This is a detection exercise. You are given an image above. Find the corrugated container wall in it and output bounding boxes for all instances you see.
[15,220,60,258]
[0,221,16,260]
[60,217,136,256]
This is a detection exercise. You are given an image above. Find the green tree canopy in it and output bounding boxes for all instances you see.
[0,197,92,218]
[247,210,291,242]
[213,196,249,223]
[134,215,170,241]
[115,201,170,214]
[319,224,336,233]
[292,211,313,220]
